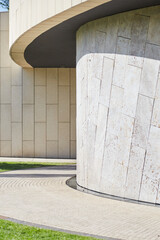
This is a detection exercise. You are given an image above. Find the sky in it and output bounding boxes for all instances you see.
[0,5,8,12]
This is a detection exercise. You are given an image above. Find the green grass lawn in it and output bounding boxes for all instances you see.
[0,162,76,173]
[0,219,100,240]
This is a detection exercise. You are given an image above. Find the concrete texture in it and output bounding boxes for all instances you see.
[0,166,160,240]
[0,12,76,159]
[76,6,160,204]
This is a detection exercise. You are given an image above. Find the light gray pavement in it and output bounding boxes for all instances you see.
[0,165,160,240]
[0,157,76,164]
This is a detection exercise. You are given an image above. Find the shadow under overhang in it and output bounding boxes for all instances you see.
[24,0,160,68]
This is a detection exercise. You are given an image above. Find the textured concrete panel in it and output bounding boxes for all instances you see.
[76,6,160,203]
[128,15,149,68]
[118,12,133,38]
[125,145,146,200]
[132,95,153,149]
[139,126,160,203]
[99,57,114,107]
[113,37,130,88]
[122,65,141,118]
[93,104,108,189]
[147,12,160,45]
[152,73,160,128]
[139,44,160,98]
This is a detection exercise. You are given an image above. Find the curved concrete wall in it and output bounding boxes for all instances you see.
[76,6,160,204]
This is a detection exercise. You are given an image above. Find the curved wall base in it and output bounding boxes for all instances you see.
[66,176,160,207]
[76,6,160,204]
[77,183,160,208]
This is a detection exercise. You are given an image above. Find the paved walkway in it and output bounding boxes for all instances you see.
[0,165,160,240]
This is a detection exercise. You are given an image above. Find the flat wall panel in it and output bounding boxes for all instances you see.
[23,141,34,157]
[1,68,11,104]
[35,68,46,86]
[35,86,46,122]
[35,123,46,157]
[23,105,34,141]
[47,105,58,141]
[47,141,58,158]
[0,13,76,159]
[47,68,58,104]
[12,123,22,156]
[1,141,12,156]
[23,68,34,104]
[0,31,11,67]
[12,86,22,122]
[59,86,70,122]
[59,69,70,86]
[1,105,11,141]
[12,65,22,86]
[59,123,70,158]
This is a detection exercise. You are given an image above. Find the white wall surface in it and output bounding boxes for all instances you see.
[76,6,160,203]
[0,12,76,158]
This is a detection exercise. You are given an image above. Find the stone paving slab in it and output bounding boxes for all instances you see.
[0,157,76,163]
[0,165,160,240]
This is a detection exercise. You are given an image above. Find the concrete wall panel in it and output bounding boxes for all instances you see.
[76,6,160,203]
[0,13,76,159]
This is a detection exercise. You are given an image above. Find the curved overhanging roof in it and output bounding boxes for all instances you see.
[10,0,160,68]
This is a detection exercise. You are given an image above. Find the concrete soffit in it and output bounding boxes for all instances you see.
[9,0,159,68]
[9,0,111,68]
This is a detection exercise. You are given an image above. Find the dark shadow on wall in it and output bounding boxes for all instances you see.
[24,0,160,68]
